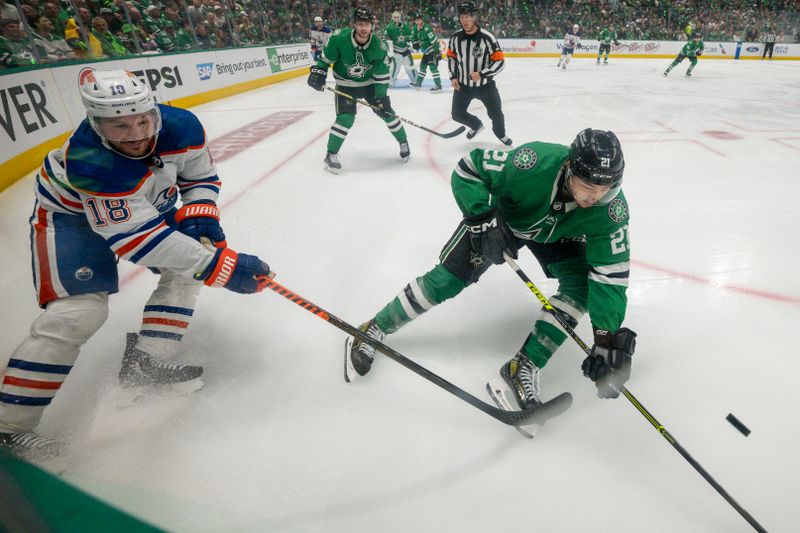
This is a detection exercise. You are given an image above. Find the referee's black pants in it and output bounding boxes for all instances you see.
[451,81,506,138]
[763,42,774,58]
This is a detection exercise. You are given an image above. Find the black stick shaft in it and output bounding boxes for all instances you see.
[503,255,767,533]
[324,86,465,138]
[260,276,539,426]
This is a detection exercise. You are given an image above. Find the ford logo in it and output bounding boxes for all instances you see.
[746,46,759,52]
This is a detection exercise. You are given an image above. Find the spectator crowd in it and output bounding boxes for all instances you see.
[1,0,798,71]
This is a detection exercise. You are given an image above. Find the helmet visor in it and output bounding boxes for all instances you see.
[567,166,620,207]
[90,107,161,143]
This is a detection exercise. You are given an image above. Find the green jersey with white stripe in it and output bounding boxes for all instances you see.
[412,22,440,54]
[599,28,618,44]
[384,22,414,53]
[451,142,631,330]
[317,27,391,97]
[680,39,704,57]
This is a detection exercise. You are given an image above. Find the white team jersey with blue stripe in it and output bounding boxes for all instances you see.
[33,104,217,278]
[562,31,580,51]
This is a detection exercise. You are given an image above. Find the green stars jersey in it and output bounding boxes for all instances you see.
[412,22,440,54]
[451,142,630,330]
[384,21,413,53]
[599,28,618,44]
[317,27,391,96]
[680,39,704,57]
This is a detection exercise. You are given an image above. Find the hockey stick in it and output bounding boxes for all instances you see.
[259,275,571,428]
[324,86,466,139]
[503,254,768,533]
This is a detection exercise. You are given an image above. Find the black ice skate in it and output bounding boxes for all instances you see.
[119,333,203,389]
[324,152,342,174]
[399,141,411,162]
[498,351,542,409]
[466,123,484,140]
[0,431,64,459]
[430,86,442,92]
[344,320,385,382]
[499,136,513,147]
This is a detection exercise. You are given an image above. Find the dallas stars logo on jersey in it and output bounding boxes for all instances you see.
[346,51,373,78]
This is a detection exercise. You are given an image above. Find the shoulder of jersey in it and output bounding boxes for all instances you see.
[65,121,151,197]
[157,104,205,153]
[507,141,569,172]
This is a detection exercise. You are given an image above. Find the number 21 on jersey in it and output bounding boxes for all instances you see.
[610,224,629,254]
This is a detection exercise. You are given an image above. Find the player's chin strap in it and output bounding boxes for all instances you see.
[502,253,768,533]
[324,85,466,139]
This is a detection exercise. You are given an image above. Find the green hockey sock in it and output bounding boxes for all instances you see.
[327,114,355,153]
[374,264,466,334]
[521,294,586,368]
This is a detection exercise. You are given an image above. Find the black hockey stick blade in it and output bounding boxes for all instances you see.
[422,125,466,139]
[486,380,573,431]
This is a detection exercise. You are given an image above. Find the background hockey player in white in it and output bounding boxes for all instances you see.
[558,24,581,70]
[309,16,332,62]
[0,69,273,458]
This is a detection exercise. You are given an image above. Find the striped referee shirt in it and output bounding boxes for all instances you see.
[447,27,506,87]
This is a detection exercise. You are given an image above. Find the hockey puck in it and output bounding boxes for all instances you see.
[726,413,751,436]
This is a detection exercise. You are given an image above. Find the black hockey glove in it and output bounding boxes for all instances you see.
[422,50,439,64]
[307,65,328,91]
[582,327,637,399]
[695,50,703,56]
[412,40,420,51]
[464,208,517,266]
[372,96,395,119]
[613,40,620,46]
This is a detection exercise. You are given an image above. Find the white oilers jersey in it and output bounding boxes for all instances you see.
[34,104,217,278]
[310,25,332,48]
[563,31,580,50]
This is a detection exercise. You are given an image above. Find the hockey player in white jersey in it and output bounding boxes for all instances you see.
[0,69,273,458]
[557,24,581,70]
[310,16,332,61]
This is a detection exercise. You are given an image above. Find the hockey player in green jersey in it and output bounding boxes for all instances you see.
[410,12,443,92]
[307,6,410,174]
[344,129,637,408]
[597,27,620,64]
[664,34,704,77]
[385,10,417,85]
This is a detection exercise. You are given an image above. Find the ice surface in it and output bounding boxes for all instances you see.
[1,57,799,532]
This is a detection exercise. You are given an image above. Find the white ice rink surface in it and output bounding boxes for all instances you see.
[1,57,799,532]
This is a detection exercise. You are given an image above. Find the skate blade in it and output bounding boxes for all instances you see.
[344,337,357,383]
[486,379,536,439]
[111,378,204,409]
[324,163,340,175]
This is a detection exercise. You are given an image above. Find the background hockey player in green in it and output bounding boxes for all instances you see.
[597,26,620,64]
[664,34,704,77]
[307,6,410,174]
[410,12,442,92]
[384,10,417,86]
[344,129,637,409]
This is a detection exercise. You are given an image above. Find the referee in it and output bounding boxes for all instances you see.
[762,27,776,59]
[447,1,511,145]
